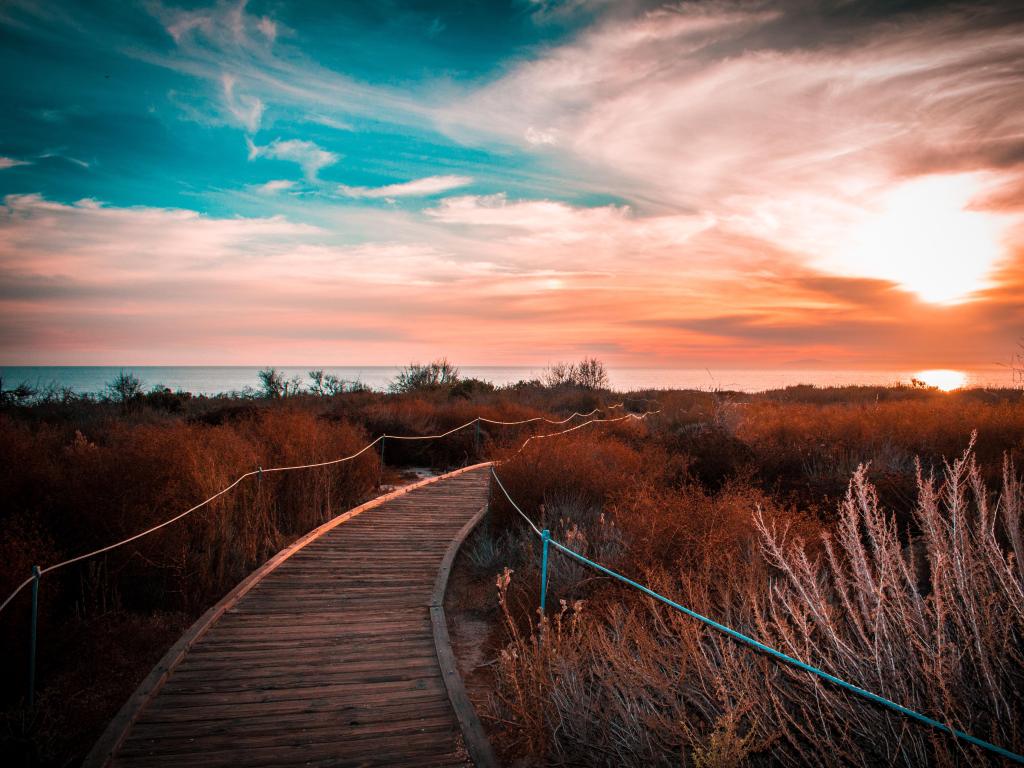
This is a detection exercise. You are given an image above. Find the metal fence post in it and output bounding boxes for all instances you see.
[29,565,40,708]
[539,529,550,615]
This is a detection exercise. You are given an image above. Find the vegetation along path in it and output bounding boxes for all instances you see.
[85,464,496,768]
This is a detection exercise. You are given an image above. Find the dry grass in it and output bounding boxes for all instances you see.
[741,443,1024,765]
[484,441,1024,766]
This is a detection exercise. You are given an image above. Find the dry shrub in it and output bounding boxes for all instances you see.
[611,480,818,578]
[492,567,591,759]
[736,399,1024,491]
[15,412,372,615]
[489,428,645,530]
[488,445,1024,766]
[652,419,755,489]
[490,559,771,767]
[358,396,480,466]
[1,610,188,766]
[740,443,1024,765]
[0,408,377,707]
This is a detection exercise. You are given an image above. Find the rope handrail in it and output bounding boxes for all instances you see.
[489,468,543,537]
[488,468,1024,765]
[258,437,383,473]
[0,403,643,616]
[510,411,659,457]
[477,406,624,426]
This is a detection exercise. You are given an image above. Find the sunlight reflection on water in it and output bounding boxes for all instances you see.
[913,369,968,391]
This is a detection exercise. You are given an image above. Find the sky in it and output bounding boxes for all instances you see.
[0,0,1022,368]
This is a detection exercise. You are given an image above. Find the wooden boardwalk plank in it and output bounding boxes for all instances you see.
[87,465,492,768]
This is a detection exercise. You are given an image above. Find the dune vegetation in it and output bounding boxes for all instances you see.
[0,362,1022,765]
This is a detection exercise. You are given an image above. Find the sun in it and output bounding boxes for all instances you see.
[914,369,967,391]
[840,174,1005,304]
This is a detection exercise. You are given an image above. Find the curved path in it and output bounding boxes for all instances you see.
[86,464,494,768]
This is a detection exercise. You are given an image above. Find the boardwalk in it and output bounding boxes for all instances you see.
[87,465,493,768]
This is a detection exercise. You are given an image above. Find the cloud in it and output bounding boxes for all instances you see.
[0,195,438,362]
[143,0,432,133]
[0,194,319,275]
[254,179,296,194]
[220,73,264,132]
[524,126,557,146]
[4,2,1024,366]
[445,3,1024,301]
[338,175,472,199]
[256,16,277,43]
[309,114,354,132]
[158,1,278,48]
[428,193,626,231]
[425,194,712,256]
[0,193,489,289]
[2,191,1023,367]
[246,137,339,180]
[0,157,30,169]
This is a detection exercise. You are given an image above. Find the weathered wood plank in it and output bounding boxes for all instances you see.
[85,464,493,768]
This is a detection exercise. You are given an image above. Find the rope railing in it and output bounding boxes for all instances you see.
[477,405,622,426]
[488,466,1024,765]
[508,411,660,457]
[0,404,647,619]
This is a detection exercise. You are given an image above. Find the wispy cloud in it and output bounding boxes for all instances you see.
[143,0,432,131]
[247,137,339,181]
[255,15,277,43]
[38,151,89,169]
[221,73,264,132]
[254,179,296,194]
[339,175,472,199]
[524,126,557,146]
[0,157,30,169]
[444,4,1024,301]
[309,114,354,132]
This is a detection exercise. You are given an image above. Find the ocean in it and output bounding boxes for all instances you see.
[0,366,1013,396]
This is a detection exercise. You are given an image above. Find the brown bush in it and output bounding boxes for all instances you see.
[735,399,1024,491]
[489,427,646,530]
[611,479,818,577]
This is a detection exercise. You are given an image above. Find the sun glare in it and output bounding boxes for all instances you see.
[840,174,1005,304]
[914,369,967,391]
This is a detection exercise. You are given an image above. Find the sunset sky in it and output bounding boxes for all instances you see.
[1,0,1022,367]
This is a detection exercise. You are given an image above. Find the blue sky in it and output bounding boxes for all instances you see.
[1,1,1022,367]
[0,1,600,212]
